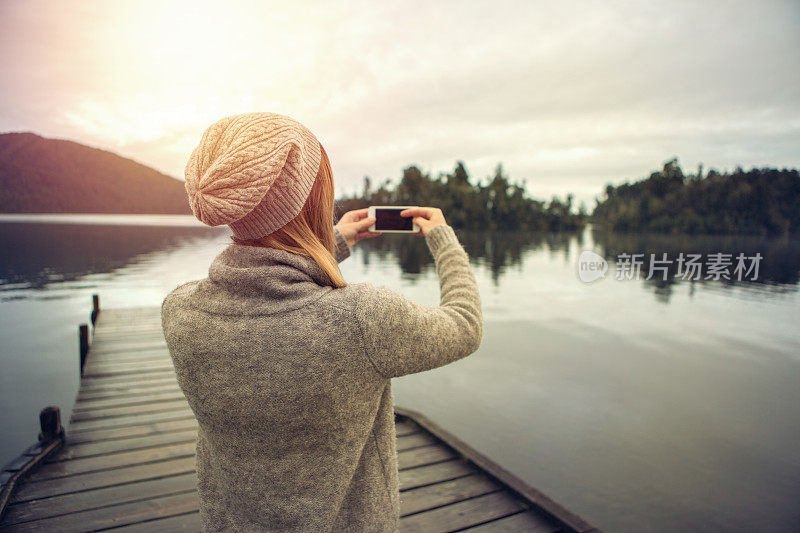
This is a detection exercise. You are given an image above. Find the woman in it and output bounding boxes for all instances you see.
[161,112,483,532]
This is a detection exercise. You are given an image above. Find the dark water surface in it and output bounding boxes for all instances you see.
[1,214,798,532]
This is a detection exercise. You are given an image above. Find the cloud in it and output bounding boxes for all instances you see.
[1,0,798,205]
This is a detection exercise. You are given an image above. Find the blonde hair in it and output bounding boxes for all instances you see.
[231,146,347,288]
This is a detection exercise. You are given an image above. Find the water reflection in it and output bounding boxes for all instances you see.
[1,221,798,305]
[591,227,800,302]
[360,230,580,283]
[358,226,800,301]
[0,222,227,291]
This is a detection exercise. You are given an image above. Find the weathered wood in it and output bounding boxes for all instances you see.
[91,293,100,325]
[394,421,419,437]
[3,472,197,526]
[399,491,525,532]
[78,324,90,376]
[76,384,184,402]
[11,457,197,502]
[52,428,197,462]
[80,371,178,387]
[26,441,197,482]
[66,417,198,444]
[6,490,199,532]
[81,364,178,379]
[70,398,189,422]
[106,511,201,532]
[397,445,455,470]
[396,407,596,533]
[0,305,595,533]
[461,511,562,532]
[399,460,477,491]
[38,406,63,442]
[0,407,66,524]
[73,391,187,411]
[77,377,181,394]
[400,474,500,517]
[396,432,436,451]
[67,408,194,432]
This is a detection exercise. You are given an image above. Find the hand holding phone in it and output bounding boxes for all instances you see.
[399,207,447,236]
[368,206,420,234]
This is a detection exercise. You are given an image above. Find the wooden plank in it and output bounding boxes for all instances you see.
[88,340,167,351]
[88,342,168,352]
[396,432,436,452]
[26,442,197,482]
[77,381,181,397]
[108,511,201,532]
[6,490,198,532]
[395,407,596,533]
[76,385,184,402]
[3,472,197,525]
[68,408,194,432]
[399,460,477,491]
[399,491,525,532]
[70,399,189,422]
[397,445,455,470]
[84,355,172,367]
[79,372,178,387]
[84,354,172,367]
[52,428,197,462]
[66,417,198,444]
[73,391,187,411]
[81,365,177,379]
[400,474,500,517]
[11,456,196,502]
[460,511,561,532]
[395,421,418,437]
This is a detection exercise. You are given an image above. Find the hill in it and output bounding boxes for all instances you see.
[592,159,800,236]
[0,132,191,214]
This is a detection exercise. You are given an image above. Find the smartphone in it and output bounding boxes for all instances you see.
[368,206,420,233]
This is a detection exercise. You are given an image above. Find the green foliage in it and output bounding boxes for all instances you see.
[336,161,586,231]
[592,159,800,236]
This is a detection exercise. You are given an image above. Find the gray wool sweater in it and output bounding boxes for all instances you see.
[161,224,483,532]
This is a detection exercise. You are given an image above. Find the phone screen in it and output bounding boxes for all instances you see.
[374,208,413,231]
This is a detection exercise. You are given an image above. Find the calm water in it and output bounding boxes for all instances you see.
[1,214,799,532]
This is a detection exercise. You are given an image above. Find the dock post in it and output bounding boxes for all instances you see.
[91,294,100,326]
[79,324,89,376]
[38,406,63,443]
[0,407,65,522]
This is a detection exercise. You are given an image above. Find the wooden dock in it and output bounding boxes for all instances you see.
[0,304,598,532]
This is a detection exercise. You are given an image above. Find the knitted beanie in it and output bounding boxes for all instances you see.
[184,112,322,240]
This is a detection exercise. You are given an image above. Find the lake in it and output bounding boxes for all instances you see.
[1,214,798,532]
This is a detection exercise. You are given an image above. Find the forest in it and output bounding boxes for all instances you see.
[335,162,587,231]
[592,160,800,236]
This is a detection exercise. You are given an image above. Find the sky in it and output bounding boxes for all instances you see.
[1,0,798,206]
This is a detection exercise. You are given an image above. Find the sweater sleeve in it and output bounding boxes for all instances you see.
[332,227,351,263]
[355,224,483,378]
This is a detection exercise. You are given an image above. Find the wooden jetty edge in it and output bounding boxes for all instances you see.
[0,297,599,532]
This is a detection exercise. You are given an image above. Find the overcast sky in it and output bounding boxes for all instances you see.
[1,0,798,206]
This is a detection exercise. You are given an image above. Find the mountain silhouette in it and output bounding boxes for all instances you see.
[0,132,191,214]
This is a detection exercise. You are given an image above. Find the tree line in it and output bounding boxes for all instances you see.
[592,160,800,236]
[335,162,587,231]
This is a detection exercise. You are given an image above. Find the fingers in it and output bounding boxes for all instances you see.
[355,231,381,242]
[339,208,370,223]
[400,207,435,219]
[357,216,376,229]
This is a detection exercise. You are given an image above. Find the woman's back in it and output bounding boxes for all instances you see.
[161,112,482,532]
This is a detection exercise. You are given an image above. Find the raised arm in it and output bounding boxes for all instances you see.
[355,222,483,378]
[332,227,351,263]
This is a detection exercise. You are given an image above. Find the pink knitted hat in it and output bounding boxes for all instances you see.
[184,112,322,239]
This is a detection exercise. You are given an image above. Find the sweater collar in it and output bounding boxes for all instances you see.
[197,243,334,315]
